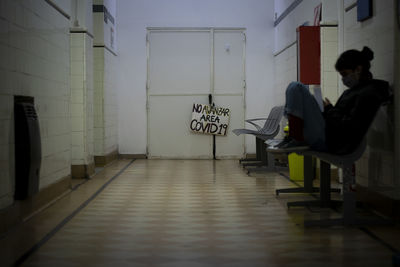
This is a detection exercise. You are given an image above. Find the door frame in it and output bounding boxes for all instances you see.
[146,27,247,158]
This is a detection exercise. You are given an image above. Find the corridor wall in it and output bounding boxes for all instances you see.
[0,1,71,209]
[70,33,95,177]
[339,0,398,203]
[273,0,337,103]
[70,0,95,178]
[274,0,400,213]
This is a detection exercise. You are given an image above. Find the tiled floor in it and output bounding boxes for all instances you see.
[1,159,399,267]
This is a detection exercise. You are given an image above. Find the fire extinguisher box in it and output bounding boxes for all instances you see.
[297,26,320,85]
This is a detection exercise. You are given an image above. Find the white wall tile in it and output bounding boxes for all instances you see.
[324,42,338,59]
[323,72,338,87]
[0,194,13,210]
[341,0,397,195]
[71,89,84,104]
[94,48,118,155]
[0,159,12,195]
[71,74,84,90]
[0,0,16,22]
[70,32,94,166]
[71,34,84,47]
[47,118,69,137]
[70,103,84,118]
[324,56,336,72]
[0,95,12,120]
[324,28,338,42]
[71,62,84,76]
[71,146,84,164]
[71,47,85,61]
[0,118,11,146]
[0,70,13,95]
[71,116,84,132]
[0,119,10,148]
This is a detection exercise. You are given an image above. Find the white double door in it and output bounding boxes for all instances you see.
[147,28,246,159]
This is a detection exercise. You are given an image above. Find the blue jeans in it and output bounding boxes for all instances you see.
[285,81,327,151]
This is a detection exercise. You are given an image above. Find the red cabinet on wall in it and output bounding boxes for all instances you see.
[297,26,320,85]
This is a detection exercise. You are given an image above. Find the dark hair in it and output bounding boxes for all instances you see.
[335,46,374,77]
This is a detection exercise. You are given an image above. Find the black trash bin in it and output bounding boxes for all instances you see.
[14,99,41,200]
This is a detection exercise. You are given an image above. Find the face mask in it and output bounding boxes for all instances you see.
[342,72,359,88]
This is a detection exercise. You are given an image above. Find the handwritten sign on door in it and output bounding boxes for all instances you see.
[190,103,230,136]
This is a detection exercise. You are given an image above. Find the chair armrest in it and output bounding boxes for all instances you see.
[245,118,269,122]
[245,118,271,131]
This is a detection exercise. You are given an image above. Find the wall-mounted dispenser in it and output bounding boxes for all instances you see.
[14,96,41,200]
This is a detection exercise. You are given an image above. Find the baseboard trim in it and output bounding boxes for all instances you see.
[71,162,95,178]
[119,154,147,159]
[244,153,257,159]
[0,175,71,236]
[356,185,400,221]
[94,150,119,167]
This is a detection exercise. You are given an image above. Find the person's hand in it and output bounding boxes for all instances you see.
[323,97,331,107]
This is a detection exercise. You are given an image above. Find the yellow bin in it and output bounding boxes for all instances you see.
[284,124,304,181]
[288,153,304,181]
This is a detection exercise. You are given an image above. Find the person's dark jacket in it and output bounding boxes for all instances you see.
[323,79,390,155]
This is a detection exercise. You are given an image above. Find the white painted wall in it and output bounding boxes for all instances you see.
[274,0,295,18]
[117,0,275,155]
[0,0,71,208]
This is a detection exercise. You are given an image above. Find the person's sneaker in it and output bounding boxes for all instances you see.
[267,137,310,153]
[265,136,291,147]
[265,138,283,147]
[276,136,292,148]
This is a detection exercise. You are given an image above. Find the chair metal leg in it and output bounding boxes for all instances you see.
[246,148,283,174]
[242,162,264,168]
[277,187,320,195]
[276,156,341,196]
[304,211,394,227]
[286,160,341,208]
[288,199,342,209]
[240,137,263,165]
[246,166,276,173]
[246,142,269,172]
[303,166,394,227]
[239,158,259,163]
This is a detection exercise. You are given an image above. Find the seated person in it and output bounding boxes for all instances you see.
[270,46,390,154]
